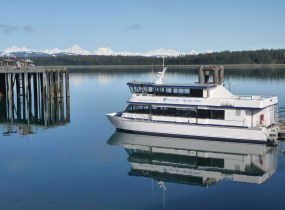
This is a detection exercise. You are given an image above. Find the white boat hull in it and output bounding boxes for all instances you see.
[106,112,267,144]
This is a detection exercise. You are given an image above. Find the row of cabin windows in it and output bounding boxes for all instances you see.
[125,104,225,120]
[127,150,224,168]
[129,86,204,98]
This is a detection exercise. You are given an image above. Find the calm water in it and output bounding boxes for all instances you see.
[0,66,285,210]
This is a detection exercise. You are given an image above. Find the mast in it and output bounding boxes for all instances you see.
[155,56,167,85]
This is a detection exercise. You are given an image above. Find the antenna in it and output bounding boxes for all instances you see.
[155,56,167,84]
[155,67,167,84]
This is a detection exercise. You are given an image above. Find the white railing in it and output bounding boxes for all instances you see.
[238,95,271,100]
[132,93,274,102]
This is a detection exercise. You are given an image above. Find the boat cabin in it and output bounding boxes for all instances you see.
[124,66,278,129]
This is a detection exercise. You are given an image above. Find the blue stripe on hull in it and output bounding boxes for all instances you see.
[116,129,266,145]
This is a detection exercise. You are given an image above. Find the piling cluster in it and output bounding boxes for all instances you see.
[0,67,70,135]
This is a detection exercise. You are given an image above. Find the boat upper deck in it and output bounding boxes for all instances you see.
[127,81,278,109]
[126,66,278,109]
[127,81,217,89]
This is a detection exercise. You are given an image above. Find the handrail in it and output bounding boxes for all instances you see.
[238,95,273,100]
[134,93,275,101]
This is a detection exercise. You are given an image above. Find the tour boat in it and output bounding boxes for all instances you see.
[106,65,280,144]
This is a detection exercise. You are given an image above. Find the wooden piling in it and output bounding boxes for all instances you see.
[0,67,70,134]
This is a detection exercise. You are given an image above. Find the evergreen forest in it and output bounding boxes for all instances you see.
[30,49,285,66]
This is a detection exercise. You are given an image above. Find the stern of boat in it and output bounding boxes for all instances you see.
[263,127,278,146]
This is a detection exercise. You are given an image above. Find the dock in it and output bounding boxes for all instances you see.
[0,66,70,135]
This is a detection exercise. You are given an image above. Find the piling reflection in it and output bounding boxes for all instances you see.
[108,131,278,186]
[0,69,70,136]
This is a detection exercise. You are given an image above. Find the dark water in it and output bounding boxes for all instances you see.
[0,66,285,210]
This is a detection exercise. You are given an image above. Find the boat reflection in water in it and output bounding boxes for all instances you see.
[0,69,70,136]
[108,131,278,187]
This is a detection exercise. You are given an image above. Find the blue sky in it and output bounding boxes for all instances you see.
[1,0,285,52]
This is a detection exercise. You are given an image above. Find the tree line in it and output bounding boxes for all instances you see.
[31,49,285,66]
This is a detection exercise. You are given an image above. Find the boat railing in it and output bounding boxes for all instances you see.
[132,93,273,101]
[238,95,272,100]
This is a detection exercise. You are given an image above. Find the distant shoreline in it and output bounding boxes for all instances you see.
[62,64,285,68]
[61,64,285,71]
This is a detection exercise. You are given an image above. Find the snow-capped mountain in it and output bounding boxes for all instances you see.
[61,45,92,55]
[43,45,92,56]
[94,47,116,56]
[1,46,48,57]
[0,46,40,57]
[2,46,32,54]
[0,45,205,57]
[145,48,180,57]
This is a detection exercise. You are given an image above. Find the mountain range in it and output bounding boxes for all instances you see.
[0,45,210,57]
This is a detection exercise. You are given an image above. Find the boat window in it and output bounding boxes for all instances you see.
[173,88,178,94]
[178,88,185,95]
[197,109,211,119]
[151,107,174,116]
[151,106,197,118]
[154,87,166,96]
[141,86,147,93]
[147,86,153,94]
[198,158,224,168]
[197,109,225,120]
[184,89,190,95]
[125,104,150,114]
[190,89,203,97]
[166,88,172,95]
[175,108,197,117]
[129,86,135,93]
[133,86,141,93]
[128,85,154,94]
[153,87,203,97]
[212,110,225,120]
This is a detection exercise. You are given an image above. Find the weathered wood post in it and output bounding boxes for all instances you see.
[43,71,47,127]
[0,73,7,120]
[65,71,70,122]
[33,73,38,120]
[7,73,14,122]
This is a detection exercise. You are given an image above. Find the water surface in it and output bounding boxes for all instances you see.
[0,66,284,210]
